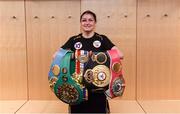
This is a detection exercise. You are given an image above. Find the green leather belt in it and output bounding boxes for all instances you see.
[48,48,68,91]
[54,50,88,105]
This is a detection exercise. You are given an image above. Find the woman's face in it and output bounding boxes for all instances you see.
[80,14,96,33]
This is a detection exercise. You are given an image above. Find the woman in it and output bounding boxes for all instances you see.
[60,10,123,113]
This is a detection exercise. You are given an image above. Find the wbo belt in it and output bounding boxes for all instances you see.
[105,49,125,98]
[49,49,87,105]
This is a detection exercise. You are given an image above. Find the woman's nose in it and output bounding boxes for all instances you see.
[84,22,90,25]
[85,20,89,23]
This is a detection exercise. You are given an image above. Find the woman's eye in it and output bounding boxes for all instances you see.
[81,19,87,22]
[89,19,94,22]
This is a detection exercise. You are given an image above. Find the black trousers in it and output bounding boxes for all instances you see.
[69,92,110,113]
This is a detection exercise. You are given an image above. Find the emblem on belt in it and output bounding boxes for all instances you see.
[56,83,79,104]
[49,77,58,92]
[112,62,122,73]
[52,65,60,76]
[91,52,107,64]
[112,77,125,96]
[92,65,110,87]
[84,69,94,83]
[77,55,89,63]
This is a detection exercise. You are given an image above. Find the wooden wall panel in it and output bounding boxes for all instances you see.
[0,0,180,101]
[26,0,80,100]
[0,1,27,100]
[81,0,137,100]
[137,0,180,100]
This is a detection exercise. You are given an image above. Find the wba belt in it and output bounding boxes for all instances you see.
[48,49,87,105]
[83,51,111,88]
[105,49,125,98]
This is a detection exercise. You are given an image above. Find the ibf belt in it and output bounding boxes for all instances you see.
[75,50,89,74]
[48,48,68,91]
[75,50,89,64]
[105,49,125,98]
[84,51,110,88]
[73,50,89,84]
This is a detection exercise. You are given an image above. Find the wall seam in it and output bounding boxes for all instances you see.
[135,2,147,114]
[24,0,29,100]
[135,0,138,101]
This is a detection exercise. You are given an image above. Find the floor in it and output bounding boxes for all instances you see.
[1,100,180,114]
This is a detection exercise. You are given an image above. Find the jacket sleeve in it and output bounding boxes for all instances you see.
[101,35,115,50]
[61,37,74,50]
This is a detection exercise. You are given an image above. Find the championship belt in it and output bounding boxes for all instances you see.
[48,48,68,91]
[105,49,125,98]
[84,51,111,88]
[74,50,89,79]
[49,49,87,105]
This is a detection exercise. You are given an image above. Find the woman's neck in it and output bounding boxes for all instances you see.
[82,31,95,38]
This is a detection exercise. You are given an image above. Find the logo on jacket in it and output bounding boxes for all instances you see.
[93,40,101,48]
[74,42,82,49]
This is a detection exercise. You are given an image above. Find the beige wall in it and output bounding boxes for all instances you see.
[0,0,180,100]
[0,1,27,100]
[137,0,180,100]
[25,0,81,100]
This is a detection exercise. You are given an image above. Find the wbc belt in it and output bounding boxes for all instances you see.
[48,48,68,91]
[105,49,125,98]
[48,49,87,105]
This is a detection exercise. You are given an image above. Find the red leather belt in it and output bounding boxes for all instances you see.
[105,49,125,98]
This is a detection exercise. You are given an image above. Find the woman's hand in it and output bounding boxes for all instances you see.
[111,46,124,59]
[52,51,58,60]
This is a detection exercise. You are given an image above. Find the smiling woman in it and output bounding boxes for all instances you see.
[61,10,116,113]
[52,10,124,113]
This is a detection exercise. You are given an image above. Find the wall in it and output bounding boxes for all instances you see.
[0,1,27,100]
[0,0,180,100]
[137,0,180,100]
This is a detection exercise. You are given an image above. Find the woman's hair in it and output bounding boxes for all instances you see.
[80,10,97,22]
